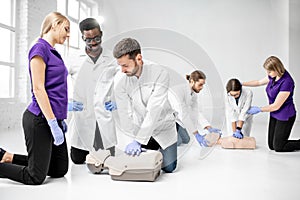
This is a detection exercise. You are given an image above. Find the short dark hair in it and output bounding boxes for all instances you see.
[226,78,242,93]
[79,18,102,34]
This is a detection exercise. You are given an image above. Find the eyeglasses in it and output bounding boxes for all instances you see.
[82,35,102,43]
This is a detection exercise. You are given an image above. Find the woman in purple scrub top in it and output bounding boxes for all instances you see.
[243,56,300,152]
[0,12,70,185]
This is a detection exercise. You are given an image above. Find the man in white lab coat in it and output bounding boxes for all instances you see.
[111,38,177,173]
[67,18,118,164]
[170,70,222,146]
[225,78,253,138]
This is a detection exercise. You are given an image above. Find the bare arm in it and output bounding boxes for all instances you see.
[261,91,290,112]
[231,121,244,131]
[231,122,237,131]
[30,56,55,120]
[242,76,269,87]
[237,120,244,129]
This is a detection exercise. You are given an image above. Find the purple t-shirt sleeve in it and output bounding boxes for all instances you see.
[280,79,293,92]
[28,43,48,63]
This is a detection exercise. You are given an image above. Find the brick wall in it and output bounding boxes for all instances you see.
[0,0,56,130]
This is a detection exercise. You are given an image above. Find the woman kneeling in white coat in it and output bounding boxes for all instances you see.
[225,78,253,139]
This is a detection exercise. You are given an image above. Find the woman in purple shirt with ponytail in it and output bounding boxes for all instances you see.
[243,56,300,152]
[0,12,70,185]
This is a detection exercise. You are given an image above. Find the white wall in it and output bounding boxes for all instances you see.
[290,0,300,121]
[99,0,295,128]
[1,0,299,131]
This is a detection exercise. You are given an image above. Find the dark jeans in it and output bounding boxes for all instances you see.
[176,122,190,146]
[0,109,69,185]
[70,122,115,164]
[268,115,300,152]
[141,137,177,173]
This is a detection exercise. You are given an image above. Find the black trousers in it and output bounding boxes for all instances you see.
[268,115,300,152]
[0,109,68,185]
[70,122,115,164]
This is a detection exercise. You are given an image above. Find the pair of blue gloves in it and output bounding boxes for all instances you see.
[68,100,117,112]
[229,106,261,140]
[194,127,222,147]
[47,118,67,146]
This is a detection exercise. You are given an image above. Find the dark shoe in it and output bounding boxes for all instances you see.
[0,148,6,160]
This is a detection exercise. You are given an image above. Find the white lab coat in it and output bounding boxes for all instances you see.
[225,87,253,136]
[169,83,210,135]
[68,49,119,151]
[114,60,177,150]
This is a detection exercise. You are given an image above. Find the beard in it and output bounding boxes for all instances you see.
[125,61,140,77]
[192,84,201,93]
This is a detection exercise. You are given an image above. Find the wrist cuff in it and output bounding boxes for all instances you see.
[236,127,242,130]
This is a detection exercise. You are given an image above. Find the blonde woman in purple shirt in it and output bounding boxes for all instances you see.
[243,56,299,152]
[0,12,70,185]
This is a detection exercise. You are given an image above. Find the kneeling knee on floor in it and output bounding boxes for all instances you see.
[71,156,86,164]
[49,169,68,178]
[162,163,177,173]
[30,175,47,185]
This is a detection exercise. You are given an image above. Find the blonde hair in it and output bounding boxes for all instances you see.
[263,56,286,77]
[40,12,69,48]
[40,12,68,36]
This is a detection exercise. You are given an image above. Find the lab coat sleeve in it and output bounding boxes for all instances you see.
[181,105,210,134]
[198,111,210,130]
[135,70,170,144]
[180,101,197,135]
[114,77,135,135]
[191,96,210,130]
[66,55,85,100]
[65,54,82,78]
[176,87,210,134]
[225,93,237,122]
[238,89,253,121]
[94,65,119,148]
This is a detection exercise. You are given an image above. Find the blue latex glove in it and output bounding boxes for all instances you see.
[125,140,142,156]
[233,129,244,139]
[195,133,208,147]
[61,120,67,133]
[68,100,83,111]
[105,101,117,111]
[47,118,64,146]
[247,106,261,115]
[208,127,222,135]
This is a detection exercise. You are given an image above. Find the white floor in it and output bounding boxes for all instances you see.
[1,119,300,200]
